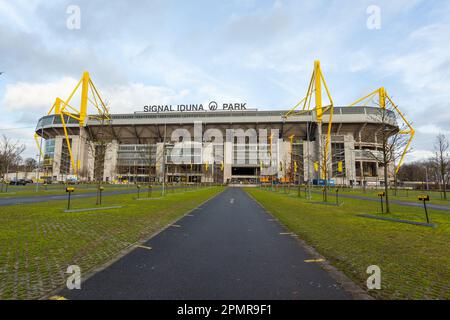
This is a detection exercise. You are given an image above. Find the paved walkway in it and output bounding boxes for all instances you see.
[58,188,350,300]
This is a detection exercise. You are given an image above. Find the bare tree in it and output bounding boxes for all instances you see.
[397,161,424,182]
[368,105,410,213]
[432,134,449,199]
[0,135,26,191]
[137,143,156,197]
[24,158,37,179]
[85,113,113,204]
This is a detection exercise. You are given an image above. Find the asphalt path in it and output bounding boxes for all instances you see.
[59,188,350,300]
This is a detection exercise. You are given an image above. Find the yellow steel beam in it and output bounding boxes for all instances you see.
[303,70,315,111]
[385,92,415,173]
[34,133,44,159]
[319,67,334,107]
[79,71,90,126]
[63,78,83,109]
[284,97,307,118]
[379,87,386,109]
[322,106,334,179]
[47,98,62,115]
[348,88,381,107]
[89,79,110,118]
[59,112,77,174]
[314,61,323,123]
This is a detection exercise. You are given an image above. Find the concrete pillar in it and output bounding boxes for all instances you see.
[156,143,165,181]
[303,140,314,182]
[344,135,356,185]
[223,141,232,183]
[52,137,63,180]
[103,140,118,182]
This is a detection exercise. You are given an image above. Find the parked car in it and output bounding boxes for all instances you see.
[66,178,78,185]
[9,179,27,186]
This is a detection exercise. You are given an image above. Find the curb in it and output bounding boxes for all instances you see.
[64,206,123,213]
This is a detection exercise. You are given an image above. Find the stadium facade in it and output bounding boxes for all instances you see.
[35,107,398,186]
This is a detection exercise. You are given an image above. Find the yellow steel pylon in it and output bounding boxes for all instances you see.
[44,71,110,175]
[284,60,334,180]
[349,87,414,173]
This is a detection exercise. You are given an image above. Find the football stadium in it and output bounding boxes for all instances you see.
[34,61,412,187]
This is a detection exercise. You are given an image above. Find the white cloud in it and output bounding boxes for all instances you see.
[2,78,189,115]
[349,51,373,73]
[408,149,435,162]
[0,0,30,32]
[102,83,187,113]
[3,77,79,114]
[2,76,245,117]
[416,125,450,136]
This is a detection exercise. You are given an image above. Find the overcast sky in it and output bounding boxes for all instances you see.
[1,0,450,160]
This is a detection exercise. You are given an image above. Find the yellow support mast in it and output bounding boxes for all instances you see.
[349,87,414,173]
[284,60,334,180]
[43,71,110,175]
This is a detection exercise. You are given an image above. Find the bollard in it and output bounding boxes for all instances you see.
[66,187,75,210]
[378,192,385,213]
[137,184,141,199]
[98,186,104,205]
[418,195,430,223]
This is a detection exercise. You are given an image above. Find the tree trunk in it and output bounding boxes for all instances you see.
[381,132,390,213]
[393,172,398,196]
[96,182,100,205]
[442,162,447,200]
[384,163,390,213]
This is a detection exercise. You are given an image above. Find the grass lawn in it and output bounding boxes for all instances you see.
[335,187,450,207]
[0,183,200,199]
[0,186,223,300]
[0,183,135,198]
[246,187,450,300]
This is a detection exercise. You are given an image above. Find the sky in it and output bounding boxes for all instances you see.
[1,0,450,160]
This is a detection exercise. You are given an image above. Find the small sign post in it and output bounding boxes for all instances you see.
[418,195,430,223]
[378,192,385,213]
[66,187,75,210]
